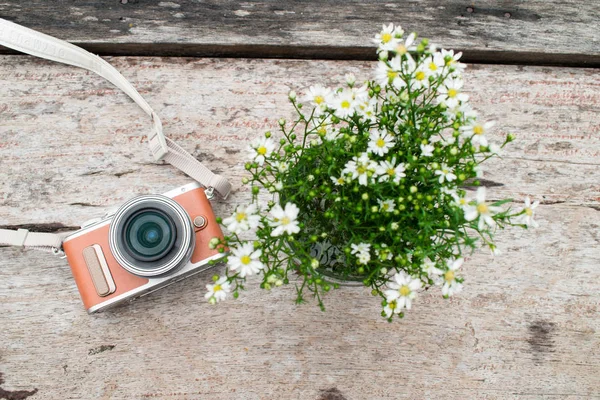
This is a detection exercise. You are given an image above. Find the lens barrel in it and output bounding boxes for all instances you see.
[109,195,195,277]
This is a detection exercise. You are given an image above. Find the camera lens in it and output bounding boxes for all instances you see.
[124,210,176,261]
[109,195,195,277]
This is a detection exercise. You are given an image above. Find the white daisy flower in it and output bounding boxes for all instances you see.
[450,190,471,210]
[269,202,301,237]
[331,89,357,119]
[383,299,401,318]
[384,271,422,310]
[460,120,495,147]
[367,129,395,156]
[249,137,276,166]
[435,164,457,184]
[518,196,540,228]
[420,143,434,157]
[351,85,370,103]
[376,244,393,261]
[357,252,371,265]
[437,78,469,109]
[423,53,445,77]
[394,32,417,56]
[375,56,405,90]
[205,276,231,303]
[378,199,396,213]
[441,49,467,74]
[356,97,378,123]
[375,157,406,184]
[227,242,264,278]
[422,258,444,285]
[274,161,289,173]
[463,187,504,230]
[330,176,346,186]
[373,23,404,52]
[442,258,463,297]
[222,204,261,234]
[404,54,429,89]
[303,85,332,115]
[351,242,371,265]
[342,152,377,186]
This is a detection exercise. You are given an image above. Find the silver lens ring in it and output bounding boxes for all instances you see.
[109,195,195,277]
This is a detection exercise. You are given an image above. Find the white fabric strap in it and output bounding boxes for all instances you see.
[0,18,231,198]
[0,18,233,251]
[0,228,65,253]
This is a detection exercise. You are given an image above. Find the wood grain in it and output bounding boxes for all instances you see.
[0,1,599,66]
[0,57,599,399]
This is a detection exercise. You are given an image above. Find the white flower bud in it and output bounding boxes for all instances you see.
[208,296,217,305]
[378,50,389,61]
[310,139,319,147]
[344,73,356,87]
[311,259,319,268]
[307,174,315,182]
[208,237,220,250]
[391,222,399,231]
[288,90,297,101]
[275,279,284,287]
[267,275,277,284]
[380,268,388,275]
[278,118,286,126]
[241,177,249,184]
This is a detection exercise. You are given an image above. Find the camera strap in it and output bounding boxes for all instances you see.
[0,18,233,253]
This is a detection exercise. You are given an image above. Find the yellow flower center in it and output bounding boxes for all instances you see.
[257,146,267,155]
[388,301,397,310]
[396,44,407,55]
[382,203,389,211]
[447,88,458,98]
[341,100,351,109]
[314,95,324,104]
[387,168,395,176]
[357,165,367,174]
[525,207,533,216]
[473,125,484,135]
[381,32,392,43]
[281,216,291,225]
[337,177,345,184]
[415,71,426,81]
[429,62,438,71]
[235,212,247,222]
[213,284,222,292]
[240,255,251,265]
[376,138,386,148]
[477,203,489,214]
[442,169,449,174]
[399,285,411,296]
[387,70,398,80]
[317,127,327,135]
[459,198,467,206]
[444,271,455,283]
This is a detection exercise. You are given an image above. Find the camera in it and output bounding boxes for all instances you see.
[63,182,226,313]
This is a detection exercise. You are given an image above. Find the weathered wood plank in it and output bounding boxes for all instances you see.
[0,1,599,66]
[0,57,599,399]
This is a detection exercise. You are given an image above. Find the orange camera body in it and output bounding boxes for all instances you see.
[63,183,226,313]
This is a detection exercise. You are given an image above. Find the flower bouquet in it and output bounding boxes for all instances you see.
[205,24,537,321]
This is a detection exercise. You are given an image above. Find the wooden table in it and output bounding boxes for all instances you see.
[1,2,599,399]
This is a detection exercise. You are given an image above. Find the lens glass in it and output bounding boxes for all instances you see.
[124,210,176,262]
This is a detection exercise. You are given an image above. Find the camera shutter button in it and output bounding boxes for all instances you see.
[193,215,207,230]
